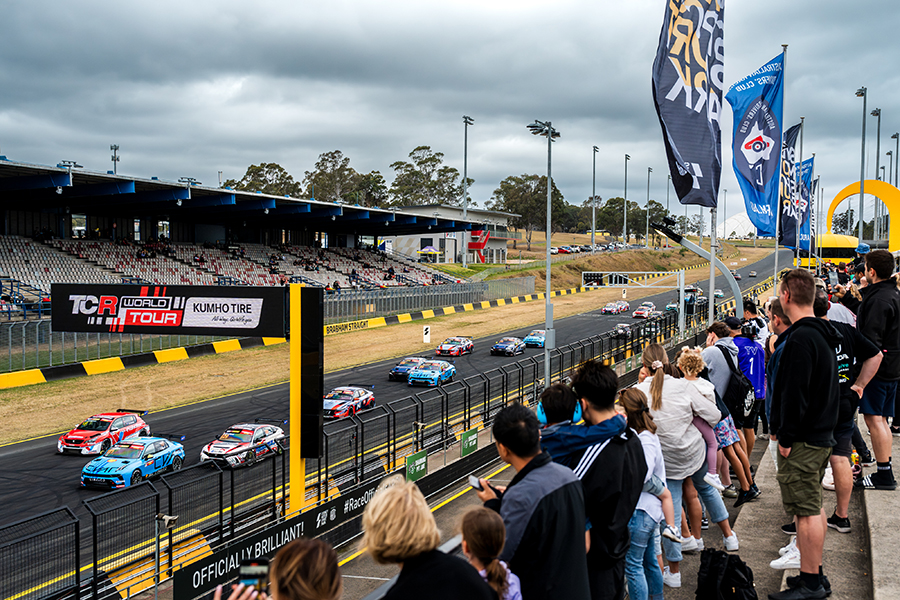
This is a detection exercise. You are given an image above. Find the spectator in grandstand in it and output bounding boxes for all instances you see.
[461,507,522,600]
[362,475,494,600]
[768,269,841,598]
[634,344,738,590]
[476,403,590,600]
[259,538,342,600]
[856,249,900,490]
[813,289,880,536]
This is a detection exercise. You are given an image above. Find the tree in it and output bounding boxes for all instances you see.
[486,174,565,251]
[388,146,470,206]
[223,163,302,196]
[675,215,690,235]
[355,171,388,207]
[302,150,359,204]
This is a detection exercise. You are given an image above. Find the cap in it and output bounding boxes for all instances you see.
[856,243,871,254]
[724,316,742,330]
[814,278,826,289]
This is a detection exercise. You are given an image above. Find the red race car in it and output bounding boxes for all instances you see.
[57,409,150,455]
[435,336,474,357]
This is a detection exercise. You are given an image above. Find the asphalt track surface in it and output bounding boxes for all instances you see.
[0,249,787,531]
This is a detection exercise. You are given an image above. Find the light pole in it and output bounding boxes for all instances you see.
[528,120,560,389]
[856,87,867,242]
[667,174,672,213]
[872,108,882,239]
[888,151,894,187]
[722,188,727,247]
[461,115,474,268]
[893,133,900,188]
[592,145,599,253]
[624,154,630,244]
[110,145,120,175]
[646,167,652,247]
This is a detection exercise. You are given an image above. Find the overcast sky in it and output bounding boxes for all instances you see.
[1,0,898,229]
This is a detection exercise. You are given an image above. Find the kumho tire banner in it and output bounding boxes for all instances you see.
[51,284,286,337]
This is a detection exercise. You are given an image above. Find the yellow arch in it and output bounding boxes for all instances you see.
[827,179,900,252]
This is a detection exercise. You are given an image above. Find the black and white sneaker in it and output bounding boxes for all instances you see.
[854,474,897,490]
[782,521,796,535]
[826,512,851,534]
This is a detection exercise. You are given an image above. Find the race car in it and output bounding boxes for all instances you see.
[632,307,651,318]
[199,422,286,467]
[600,302,620,314]
[648,310,663,318]
[58,409,150,455]
[323,386,375,419]
[665,301,678,311]
[80,436,185,489]
[388,357,428,381]
[613,323,631,338]
[408,360,456,387]
[524,330,546,347]
[491,337,526,356]
[714,289,724,298]
[615,301,630,312]
[749,271,757,277]
[435,336,474,357]
[730,270,742,280]
[640,302,656,310]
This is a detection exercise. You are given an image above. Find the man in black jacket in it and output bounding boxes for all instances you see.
[564,361,647,600]
[477,403,591,600]
[856,249,900,490]
[769,269,842,600]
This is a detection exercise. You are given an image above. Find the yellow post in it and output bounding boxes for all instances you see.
[289,284,305,514]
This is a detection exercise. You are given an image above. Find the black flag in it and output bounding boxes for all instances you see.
[778,123,802,249]
[651,1,725,208]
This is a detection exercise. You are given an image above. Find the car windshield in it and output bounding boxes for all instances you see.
[105,444,145,459]
[443,339,462,345]
[325,391,353,400]
[218,429,253,443]
[498,338,516,344]
[528,331,544,337]
[420,362,442,370]
[398,359,420,366]
[77,419,111,432]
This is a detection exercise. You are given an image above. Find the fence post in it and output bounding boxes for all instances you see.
[230,468,235,538]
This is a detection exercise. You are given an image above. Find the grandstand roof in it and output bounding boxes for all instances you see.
[0,156,476,237]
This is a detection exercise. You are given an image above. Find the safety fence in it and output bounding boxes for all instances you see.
[3,306,732,600]
[323,277,534,324]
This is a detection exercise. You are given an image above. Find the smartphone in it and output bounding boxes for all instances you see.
[239,559,269,589]
[829,272,839,287]
[468,475,483,491]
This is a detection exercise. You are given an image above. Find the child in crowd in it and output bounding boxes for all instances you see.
[677,347,756,505]
[460,507,522,600]
[618,387,673,600]
[666,348,724,492]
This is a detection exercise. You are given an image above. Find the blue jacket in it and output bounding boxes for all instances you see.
[734,336,766,399]
[541,414,627,469]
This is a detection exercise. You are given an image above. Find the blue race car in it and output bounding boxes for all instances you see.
[81,436,185,489]
[491,337,526,356]
[523,330,546,348]
[388,357,427,381]
[408,360,456,387]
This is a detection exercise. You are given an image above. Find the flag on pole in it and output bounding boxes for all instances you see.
[651,0,725,208]
[725,54,784,236]
[799,157,815,252]
[778,123,802,249]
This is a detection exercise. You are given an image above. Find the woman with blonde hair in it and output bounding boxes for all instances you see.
[634,344,737,589]
[267,538,342,600]
[362,475,494,600]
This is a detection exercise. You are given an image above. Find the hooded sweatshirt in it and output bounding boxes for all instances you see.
[701,337,739,400]
[769,317,842,448]
[541,414,627,468]
[857,278,900,380]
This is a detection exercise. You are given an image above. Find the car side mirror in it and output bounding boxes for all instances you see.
[145,454,154,460]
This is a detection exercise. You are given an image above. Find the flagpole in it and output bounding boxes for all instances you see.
[809,154,816,273]
[795,117,805,269]
[774,44,788,284]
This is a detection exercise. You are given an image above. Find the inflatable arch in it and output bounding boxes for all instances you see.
[827,179,900,252]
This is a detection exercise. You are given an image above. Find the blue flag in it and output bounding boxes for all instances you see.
[725,54,784,237]
[799,157,814,252]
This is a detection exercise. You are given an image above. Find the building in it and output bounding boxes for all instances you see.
[385,205,521,264]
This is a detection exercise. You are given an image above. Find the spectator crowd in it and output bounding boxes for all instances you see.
[214,250,900,600]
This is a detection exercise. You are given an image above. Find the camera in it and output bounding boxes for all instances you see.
[740,318,760,339]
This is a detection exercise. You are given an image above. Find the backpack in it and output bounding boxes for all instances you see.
[696,548,758,600]
[717,345,756,418]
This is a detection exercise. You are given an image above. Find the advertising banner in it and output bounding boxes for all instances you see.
[651,0,725,207]
[725,54,784,236]
[778,123,802,249]
[51,284,285,337]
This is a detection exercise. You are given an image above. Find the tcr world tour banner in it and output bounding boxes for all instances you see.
[725,54,784,237]
[651,0,725,208]
[799,156,815,252]
[778,123,801,249]
[51,284,286,337]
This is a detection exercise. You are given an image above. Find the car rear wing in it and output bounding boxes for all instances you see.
[348,383,375,390]
[156,433,187,442]
[116,408,149,415]
[254,417,289,425]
